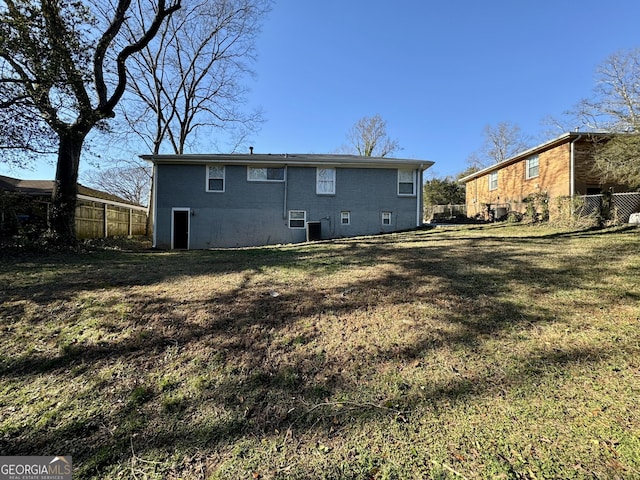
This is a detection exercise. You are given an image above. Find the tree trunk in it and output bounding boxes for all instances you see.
[50,131,85,246]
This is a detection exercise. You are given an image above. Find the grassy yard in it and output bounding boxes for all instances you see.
[1,224,639,479]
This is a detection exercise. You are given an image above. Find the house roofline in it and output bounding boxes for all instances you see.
[458,131,611,183]
[140,153,434,170]
[0,174,144,208]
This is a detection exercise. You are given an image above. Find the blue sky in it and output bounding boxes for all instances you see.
[245,0,640,178]
[3,0,640,180]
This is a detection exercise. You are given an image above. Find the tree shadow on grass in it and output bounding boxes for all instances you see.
[0,226,638,477]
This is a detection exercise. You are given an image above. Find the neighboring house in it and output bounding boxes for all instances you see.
[0,175,148,239]
[141,153,434,249]
[459,132,635,219]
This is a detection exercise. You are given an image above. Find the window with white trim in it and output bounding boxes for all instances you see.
[247,166,285,181]
[398,169,416,195]
[316,168,336,194]
[525,155,539,179]
[381,211,392,225]
[288,210,306,229]
[488,171,498,191]
[207,165,225,192]
[341,211,351,225]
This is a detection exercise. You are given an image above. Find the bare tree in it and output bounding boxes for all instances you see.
[120,0,270,155]
[0,0,180,245]
[83,161,151,206]
[467,122,533,169]
[574,49,640,132]
[344,114,401,157]
[571,49,640,187]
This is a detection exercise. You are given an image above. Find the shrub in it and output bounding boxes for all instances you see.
[506,211,523,223]
[552,196,599,228]
[522,192,550,223]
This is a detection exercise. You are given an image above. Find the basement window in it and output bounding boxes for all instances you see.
[288,210,306,229]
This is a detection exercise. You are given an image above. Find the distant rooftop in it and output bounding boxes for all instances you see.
[0,175,143,207]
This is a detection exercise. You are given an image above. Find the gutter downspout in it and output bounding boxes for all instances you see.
[416,167,423,226]
[283,165,288,219]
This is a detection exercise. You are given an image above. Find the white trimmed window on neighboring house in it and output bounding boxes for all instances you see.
[398,169,416,196]
[341,211,351,225]
[316,167,336,194]
[382,211,392,225]
[526,155,539,179]
[206,165,225,192]
[488,171,498,191]
[288,210,306,228]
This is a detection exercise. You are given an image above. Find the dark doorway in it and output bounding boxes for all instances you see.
[306,221,321,241]
[173,209,189,249]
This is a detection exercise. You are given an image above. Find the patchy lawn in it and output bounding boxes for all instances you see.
[1,224,639,479]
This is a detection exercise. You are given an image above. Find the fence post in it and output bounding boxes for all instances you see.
[103,203,108,238]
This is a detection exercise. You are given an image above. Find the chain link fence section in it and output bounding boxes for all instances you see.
[578,192,640,223]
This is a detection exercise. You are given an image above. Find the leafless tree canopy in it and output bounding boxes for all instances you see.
[345,114,401,157]
[570,49,640,188]
[575,49,640,133]
[120,0,271,154]
[466,122,533,170]
[83,162,152,206]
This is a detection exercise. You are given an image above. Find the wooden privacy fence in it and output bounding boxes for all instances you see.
[75,195,148,239]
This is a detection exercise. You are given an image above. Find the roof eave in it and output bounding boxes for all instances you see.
[141,153,434,170]
[458,131,610,183]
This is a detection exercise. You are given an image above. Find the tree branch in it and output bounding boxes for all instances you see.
[101,0,182,117]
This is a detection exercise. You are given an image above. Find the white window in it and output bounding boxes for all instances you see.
[488,171,498,191]
[248,166,285,182]
[526,155,539,179]
[316,168,336,194]
[288,210,306,229]
[341,211,351,225]
[382,211,392,225]
[398,169,416,195]
[207,165,225,192]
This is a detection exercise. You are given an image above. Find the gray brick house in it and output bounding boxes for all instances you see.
[142,153,434,249]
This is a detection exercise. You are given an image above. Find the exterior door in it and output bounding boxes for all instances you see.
[172,209,190,249]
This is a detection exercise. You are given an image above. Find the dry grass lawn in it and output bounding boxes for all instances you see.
[1,224,639,479]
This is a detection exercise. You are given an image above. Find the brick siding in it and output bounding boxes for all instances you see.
[464,136,632,219]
